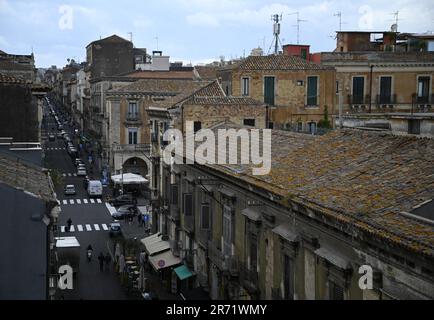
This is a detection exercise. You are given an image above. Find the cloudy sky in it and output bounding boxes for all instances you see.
[0,0,433,68]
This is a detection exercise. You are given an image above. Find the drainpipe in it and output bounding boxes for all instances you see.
[369,65,374,113]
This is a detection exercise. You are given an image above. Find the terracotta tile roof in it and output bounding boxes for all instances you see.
[189,126,434,256]
[87,34,131,47]
[108,78,206,94]
[0,73,27,84]
[194,66,218,80]
[186,96,263,105]
[238,54,334,70]
[125,70,196,79]
[0,154,56,202]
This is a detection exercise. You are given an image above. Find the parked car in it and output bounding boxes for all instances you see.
[109,194,137,207]
[64,184,76,195]
[109,223,122,237]
[77,167,87,176]
[111,205,137,220]
[57,132,63,138]
[48,134,55,141]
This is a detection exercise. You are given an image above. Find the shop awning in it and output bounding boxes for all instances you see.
[241,207,262,222]
[272,224,299,243]
[111,173,148,185]
[174,264,194,281]
[140,233,171,256]
[149,250,182,271]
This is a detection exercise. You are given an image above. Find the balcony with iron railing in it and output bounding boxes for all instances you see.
[207,239,239,276]
[347,94,371,106]
[125,112,142,125]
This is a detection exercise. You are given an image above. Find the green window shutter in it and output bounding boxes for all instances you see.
[307,76,318,105]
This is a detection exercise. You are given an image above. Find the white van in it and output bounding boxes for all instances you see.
[87,180,103,198]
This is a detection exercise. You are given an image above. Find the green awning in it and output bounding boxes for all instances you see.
[174,264,194,281]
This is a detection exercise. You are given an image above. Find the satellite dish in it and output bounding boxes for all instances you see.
[391,24,398,32]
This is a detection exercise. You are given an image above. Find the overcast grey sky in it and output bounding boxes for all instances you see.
[1,0,433,68]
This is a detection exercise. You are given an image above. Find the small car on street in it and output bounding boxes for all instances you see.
[111,205,137,220]
[64,184,76,195]
[48,134,55,141]
[109,223,122,238]
[77,167,87,176]
[109,194,137,207]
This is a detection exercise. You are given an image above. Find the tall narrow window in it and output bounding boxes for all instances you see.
[264,76,275,106]
[284,255,294,300]
[128,102,138,120]
[379,76,392,104]
[250,233,258,272]
[242,77,250,96]
[128,128,138,144]
[301,48,307,60]
[352,77,365,104]
[417,76,430,103]
[222,205,233,256]
[307,76,318,106]
[201,203,210,229]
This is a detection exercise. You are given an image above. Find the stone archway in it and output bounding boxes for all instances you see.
[122,157,149,177]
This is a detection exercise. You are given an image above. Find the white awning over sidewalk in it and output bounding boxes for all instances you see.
[111,173,148,185]
[140,233,171,256]
[149,250,182,271]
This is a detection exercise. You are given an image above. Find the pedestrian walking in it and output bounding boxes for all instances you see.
[105,253,111,271]
[66,218,72,232]
[114,243,121,263]
[98,252,104,272]
[137,212,142,225]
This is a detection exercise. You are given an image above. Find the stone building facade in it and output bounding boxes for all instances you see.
[219,55,336,132]
[153,126,434,300]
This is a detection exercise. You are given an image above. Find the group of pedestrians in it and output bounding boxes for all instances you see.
[97,252,112,272]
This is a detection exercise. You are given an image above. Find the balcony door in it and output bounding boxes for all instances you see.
[352,77,365,104]
[264,76,275,106]
[417,76,430,103]
[379,76,392,104]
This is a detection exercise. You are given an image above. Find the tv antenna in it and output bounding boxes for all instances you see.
[267,14,283,55]
[288,12,307,44]
[334,12,347,31]
[128,32,133,43]
[391,11,399,32]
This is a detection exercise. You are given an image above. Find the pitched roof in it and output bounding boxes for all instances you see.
[184,96,263,105]
[0,153,56,202]
[187,127,434,256]
[238,54,334,71]
[125,70,196,79]
[108,78,208,95]
[194,66,218,80]
[87,34,131,47]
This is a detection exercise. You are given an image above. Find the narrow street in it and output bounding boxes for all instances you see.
[42,99,127,300]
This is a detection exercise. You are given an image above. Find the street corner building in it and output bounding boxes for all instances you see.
[0,150,59,299]
[153,127,434,300]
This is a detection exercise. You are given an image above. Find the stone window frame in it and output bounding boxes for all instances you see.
[416,74,432,100]
[241,76,251,97]
[377,75,395,100]
[351,75,367,103]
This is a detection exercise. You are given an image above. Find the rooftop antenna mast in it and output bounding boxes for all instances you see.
[128,32,133,44]
[334,12,342,31]
[154,36,159,51]
[288,12,307,45]
[392,11,399,32]
[268,14,283,55]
